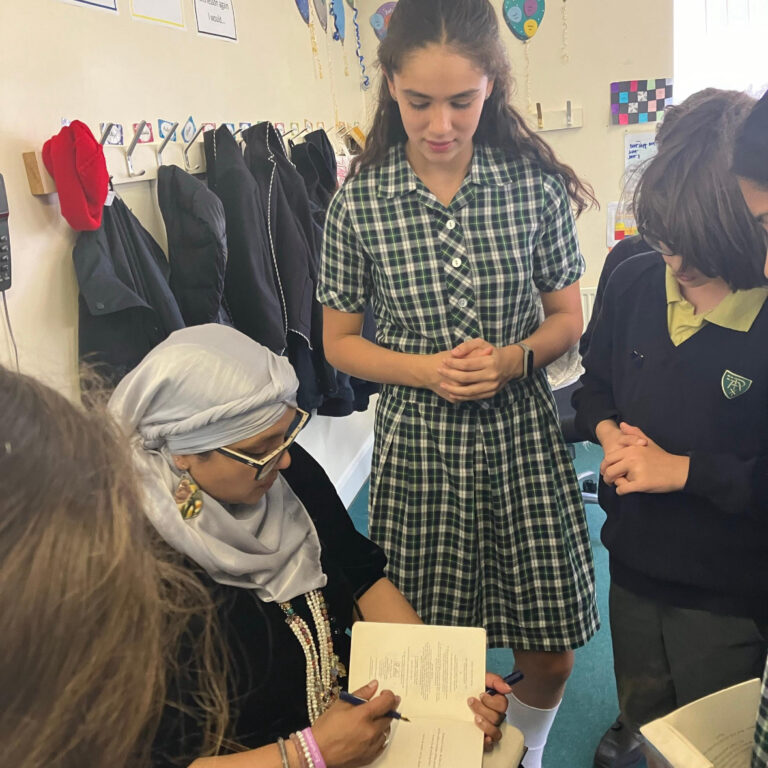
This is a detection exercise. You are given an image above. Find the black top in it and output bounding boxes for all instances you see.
[152,444,387,766]
[572,253,768,620]
[579,236,654,357]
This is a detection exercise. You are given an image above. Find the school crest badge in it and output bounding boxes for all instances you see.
[721,370,752,400]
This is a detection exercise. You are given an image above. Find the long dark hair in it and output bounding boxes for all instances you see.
[350,0,596,215]
[634,89,767,290]
[0,367,229,768]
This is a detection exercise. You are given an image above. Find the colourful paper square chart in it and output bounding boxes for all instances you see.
[610,78,673,125]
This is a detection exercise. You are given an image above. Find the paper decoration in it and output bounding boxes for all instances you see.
[611,79,672,126]
[194,0,237,40]
[350,1,370,88]
[624,131,657,171]
[295,0,310,23]
[130,0,184,27]
[330,0,345,41]
[201,122,217,133]
[313,0,328,31]
[239,121,252,131]
[158,120,178,140]
[181,116,197,143]
[370,2,396,40]
[100,122,124,145]
[503,0,545,41]
[133,122,155,143]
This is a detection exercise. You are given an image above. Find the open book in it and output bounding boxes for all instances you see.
[640,678,761,768]
[348,622,524,768]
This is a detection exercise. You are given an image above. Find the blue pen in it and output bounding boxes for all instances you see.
[339,690,411,721]
[485,670,524,695]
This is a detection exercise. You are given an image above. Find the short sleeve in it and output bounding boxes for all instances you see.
[532,173,585,293]
[317,188,371,314]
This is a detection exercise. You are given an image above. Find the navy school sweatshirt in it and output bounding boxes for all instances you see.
[573,252,768,620]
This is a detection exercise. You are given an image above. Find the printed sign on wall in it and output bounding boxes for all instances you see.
[611,79,673,126]
[60,0,117,11]
[130,0,184,28]
[194,0,237,40]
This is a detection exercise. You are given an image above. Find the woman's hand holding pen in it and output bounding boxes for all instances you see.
[469,672,512,750]
[601,422,690,494]
[312,680,398,767]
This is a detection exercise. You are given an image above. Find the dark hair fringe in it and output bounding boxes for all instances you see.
[349,0,597,217]
[633,88,767,291]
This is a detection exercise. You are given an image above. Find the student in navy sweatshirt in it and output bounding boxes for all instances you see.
[733,88,768,768]
[573,89,768,762]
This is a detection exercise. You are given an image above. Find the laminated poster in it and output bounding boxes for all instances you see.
[194,0,237,40]
[60,0,117,11]
[130,0,184,28]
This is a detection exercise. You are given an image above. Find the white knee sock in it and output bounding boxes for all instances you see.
[505,691,561,768]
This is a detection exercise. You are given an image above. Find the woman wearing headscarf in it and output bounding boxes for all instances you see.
[109,324,511,768]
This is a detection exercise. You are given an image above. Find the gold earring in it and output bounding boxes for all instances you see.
[174,472,203,520]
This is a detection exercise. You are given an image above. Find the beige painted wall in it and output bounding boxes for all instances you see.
[0,0,371,382]
[358,0,674,287]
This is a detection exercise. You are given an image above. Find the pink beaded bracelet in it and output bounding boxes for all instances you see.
[289,732,310,768]
[301,728,327,768]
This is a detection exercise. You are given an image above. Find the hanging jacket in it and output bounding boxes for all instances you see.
[157,164,232,327]
[73,196,184,384]
[203,126,286,356]
[241,122,339,412]
[291,129,338,227]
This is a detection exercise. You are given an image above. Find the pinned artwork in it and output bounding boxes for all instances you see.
[313,0,328,31]
[370,2,396,40]
[99,122,124,145]
[330,0,345,41]
[181,116,197,143]
[295,0,310,23]
[503,0,545,41]
[158,119,178,140]
[611,79,673,126]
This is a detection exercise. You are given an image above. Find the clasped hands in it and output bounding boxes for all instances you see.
[599,421,690,495]
[427,339,521,403]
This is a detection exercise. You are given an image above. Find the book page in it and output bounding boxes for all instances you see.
[365,719,482,768]
[348,623,487,719]
[641,678,761,768]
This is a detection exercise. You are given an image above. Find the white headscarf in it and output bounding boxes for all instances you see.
[109,324,326,602]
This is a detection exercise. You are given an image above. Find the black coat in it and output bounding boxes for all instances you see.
[157,165,232,327]
[151,444,387,767]
[204,126,286,355]
[73,197,184,384]
[242,123,338,412]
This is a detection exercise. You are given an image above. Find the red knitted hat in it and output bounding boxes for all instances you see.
[42,120,109,231]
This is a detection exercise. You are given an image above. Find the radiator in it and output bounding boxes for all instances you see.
[581,286,597,327]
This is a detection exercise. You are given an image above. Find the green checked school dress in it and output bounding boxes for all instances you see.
[318,144,598,650]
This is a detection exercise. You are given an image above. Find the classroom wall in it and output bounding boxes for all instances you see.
[359,0,675,287]
[0,0,373,383]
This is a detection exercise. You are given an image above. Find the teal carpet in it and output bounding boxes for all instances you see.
[346,441,630,768]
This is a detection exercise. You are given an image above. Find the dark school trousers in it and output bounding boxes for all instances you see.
[609,581,768,729]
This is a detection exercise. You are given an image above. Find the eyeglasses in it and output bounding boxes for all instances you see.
[215,408,309,480]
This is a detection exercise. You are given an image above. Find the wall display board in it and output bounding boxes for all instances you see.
[295,0,310,23]
[610,79,673,125]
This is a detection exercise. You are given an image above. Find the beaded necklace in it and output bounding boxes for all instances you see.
[279,589,340,723]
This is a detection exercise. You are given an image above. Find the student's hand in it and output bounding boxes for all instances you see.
[312,680,397,768]
[419,351,465,403]
[595,419,647,460]
[468,673,511,751]
[601,422,690,495]
[436,339,517,401]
